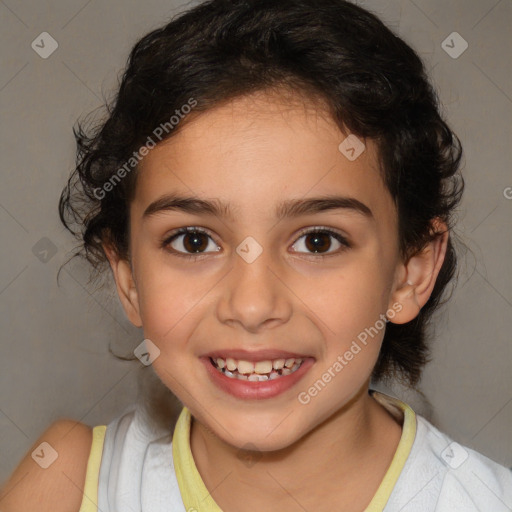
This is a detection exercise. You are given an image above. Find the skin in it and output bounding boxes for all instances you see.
[105,88,449,511]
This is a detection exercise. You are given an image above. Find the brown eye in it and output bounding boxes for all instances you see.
[304,232,332,253]
[181,231,209,252]
[163,228,220,255]
[291,228,350,256]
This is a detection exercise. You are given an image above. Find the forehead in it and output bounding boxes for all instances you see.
[133,90,396,226]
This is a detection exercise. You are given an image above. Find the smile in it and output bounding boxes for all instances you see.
[211,357,304,381]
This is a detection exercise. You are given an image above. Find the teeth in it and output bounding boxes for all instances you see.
[211,355,306,380]
[254,360,273,374]
[273,359,285,370]
[237,360,255,374]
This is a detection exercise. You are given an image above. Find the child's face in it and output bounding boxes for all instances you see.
[123,90,407,450]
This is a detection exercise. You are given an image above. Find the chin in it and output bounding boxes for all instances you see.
[209,411,306,452]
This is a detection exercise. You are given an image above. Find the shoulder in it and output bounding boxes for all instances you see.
[0,419,93,512]
[388,414,512,511]
[433,434,512,512]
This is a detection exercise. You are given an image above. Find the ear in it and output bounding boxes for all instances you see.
[103,242,143,328]
[388,218,449,325]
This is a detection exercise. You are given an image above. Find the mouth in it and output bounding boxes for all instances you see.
[202,351,314,400]
[210,356,304,381]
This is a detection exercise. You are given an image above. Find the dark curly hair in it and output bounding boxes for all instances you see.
[59,0,464,391]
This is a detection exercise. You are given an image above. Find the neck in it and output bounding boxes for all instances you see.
[189,384,403,511]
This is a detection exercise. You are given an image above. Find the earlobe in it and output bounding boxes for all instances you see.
[103,243,143,328]
[388,219,449,325]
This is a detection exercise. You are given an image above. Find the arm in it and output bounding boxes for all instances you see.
[0,419,92,512]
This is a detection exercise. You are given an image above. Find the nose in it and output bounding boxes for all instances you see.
[216,244,292,333]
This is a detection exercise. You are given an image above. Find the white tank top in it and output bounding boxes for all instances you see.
[96,403,185,511]
[78,390,512,511]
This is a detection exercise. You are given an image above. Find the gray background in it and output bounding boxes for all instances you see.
[1,0,511,485]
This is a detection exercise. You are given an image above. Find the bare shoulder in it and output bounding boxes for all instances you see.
[0,419,93,512]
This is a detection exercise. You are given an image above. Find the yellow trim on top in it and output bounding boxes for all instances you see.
[173,408,223,512]
[173,391,416,512]
[364,392,417,511]
[78,425,107,512]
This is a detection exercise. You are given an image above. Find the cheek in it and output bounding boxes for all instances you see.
[134,258,201,348]
[297,255,391,344]
[138,276,201,399]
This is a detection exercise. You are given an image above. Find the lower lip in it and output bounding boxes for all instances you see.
[202,357,315,400]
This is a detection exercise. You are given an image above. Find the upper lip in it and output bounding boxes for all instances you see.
[202,349,312,361]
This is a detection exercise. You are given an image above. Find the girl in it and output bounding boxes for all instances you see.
[2,0,511,510]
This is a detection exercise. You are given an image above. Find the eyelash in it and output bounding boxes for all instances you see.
[161,226,351,261]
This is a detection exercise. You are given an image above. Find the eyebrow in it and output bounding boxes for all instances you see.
[142,193,374,221]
